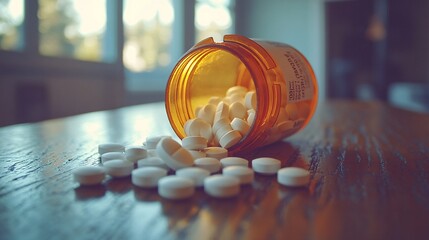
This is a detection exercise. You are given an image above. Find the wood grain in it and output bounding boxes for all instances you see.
[0,100,428,240]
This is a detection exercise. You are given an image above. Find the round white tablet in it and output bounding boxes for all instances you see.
[132,167,167,188]
[176,167,210,187]
[194,157,221,173]
[204,175,240,198]
[145,135,172,149]
[277,167,310,187]
[222,166,254,184]
[220,157,248,168]
[252,157,281,175]
[100,152,126,163]
[98,143,125,155]
[231,118,251,136]
[73,166,105,186]
[125,146,147,162]
[103,159,134,178]
[182,136,208,150]
[188,150,207,160]
[219,130,242,149]
[156,138,193,170]
[137,157,169,170]
[204,147,228,159]
[158,176,195,200]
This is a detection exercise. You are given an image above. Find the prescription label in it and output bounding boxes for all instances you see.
[256,41,314,103]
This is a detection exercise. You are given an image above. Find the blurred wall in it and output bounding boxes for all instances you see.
[235,0,326,102]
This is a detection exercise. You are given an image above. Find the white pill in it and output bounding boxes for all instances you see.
[73,166,105,186]
[145,136,171,149]
[244,91,256,110]
[204,175,240,198]
[229,102,247,120]
[132,167,168,188]
[98,143,125,155]
[156,138,194,170]
[146,149,158,157]
[185,118,213,142]
[214,102,230,123]
[219,130,242,148]
[208,96,222,106]
[277,167,310,187]
[103,159,134,178]
[226,86,247,97]
[229,93,245,104]
[222,166,254,184]
[176,167,210,187]
[194,157,221,173]
[231,118,251,136]
[125,146,148,162]
[188,150,207,160]
[197,104,216,125]
[100,152,126,163]
[205,147,228,159]
[247,111,255,126]
[158,176,195,199]
[212,118,231,135]
[182,136,208,150]
[252,157,281,175]
[220,157,248,168]
[137,157,169,170]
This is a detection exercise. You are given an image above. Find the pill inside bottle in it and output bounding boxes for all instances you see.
[165,34,318,154]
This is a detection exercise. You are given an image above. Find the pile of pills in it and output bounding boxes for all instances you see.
[72,135,310,200]
[182,86,310,149]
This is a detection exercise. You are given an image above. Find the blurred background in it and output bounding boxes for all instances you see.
[0,0,428,126]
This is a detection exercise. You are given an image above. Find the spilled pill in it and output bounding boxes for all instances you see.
[132,167,167,188]
[176,167,210,187]
[103,159,134,178]
[204,175,240,198]
[277,167,310,187]
[252,157,281,175]
[73,166,105,186]
[222,166,254,185]
[158,176,195,200]
[98,143,125,155]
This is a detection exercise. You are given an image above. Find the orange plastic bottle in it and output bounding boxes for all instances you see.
[165,34,318,154]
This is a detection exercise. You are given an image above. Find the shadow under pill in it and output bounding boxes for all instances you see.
[133,186,162,202]
[105,177,133,194]
[74,185,106,200]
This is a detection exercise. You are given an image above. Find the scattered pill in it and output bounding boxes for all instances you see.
[184,118,213,142]
[176,167,210,187]
[157,138,193,170]
[220,157,248,168]
[252,157,281,175]
[158,176,195,200]
[277,167,310,187]
[194,157,221,173]
[100,152,126,163]
[188,150,207,160]
[137,157,169,170]
[219,130,242,148]
[222,166,254,185]
[205,147,228,159]
[145,136,171,149]
[98,143,125,155]
[132,167,167,188]
[103,159,134,178]
[204,175,240,198]
[125,146,147,162]
[244,91,256,110]
[182,136,208,150]
[73,166,105,186]
[226,86,247,97]
[197,104,216,125]
[231,118,251,136]
[229,101,247,120]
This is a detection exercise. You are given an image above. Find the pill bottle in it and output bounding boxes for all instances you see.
[165,34,318,154]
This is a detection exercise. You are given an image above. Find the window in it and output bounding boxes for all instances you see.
[38,0,109,62]
[0,0,24,51]
[195,0,234,42]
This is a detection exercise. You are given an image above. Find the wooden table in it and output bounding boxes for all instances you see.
[1,101,428,240]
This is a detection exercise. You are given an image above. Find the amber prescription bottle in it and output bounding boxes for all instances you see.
[165,34,318,154]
